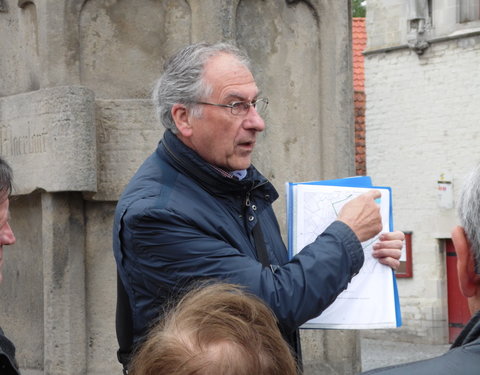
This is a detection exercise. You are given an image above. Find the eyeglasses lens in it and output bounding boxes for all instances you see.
[254,99,268,114]
[230,99,268,115]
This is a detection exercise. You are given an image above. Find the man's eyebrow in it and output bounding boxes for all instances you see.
[224,90,262,102]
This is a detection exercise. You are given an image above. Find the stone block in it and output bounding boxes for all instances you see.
[89,99,162,201]
[0,86,97,195]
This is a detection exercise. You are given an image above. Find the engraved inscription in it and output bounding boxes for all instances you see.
[0,125,48,156]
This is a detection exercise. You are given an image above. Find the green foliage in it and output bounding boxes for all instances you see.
[352,0,366,17]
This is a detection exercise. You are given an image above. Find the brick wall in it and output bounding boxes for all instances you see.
[354,90,366,175]
[353,18,367,176]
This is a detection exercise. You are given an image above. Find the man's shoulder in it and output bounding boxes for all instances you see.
[117,150,178,204]
[0,328,15,358]
[360,342,480,375]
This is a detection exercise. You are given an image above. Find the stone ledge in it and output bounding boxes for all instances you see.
[0,87,163,201]
[0,86,97,195]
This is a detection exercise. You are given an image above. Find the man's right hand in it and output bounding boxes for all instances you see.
[337,190,383,242]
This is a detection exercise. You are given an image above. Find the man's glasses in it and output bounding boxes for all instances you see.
[194,98,269,116]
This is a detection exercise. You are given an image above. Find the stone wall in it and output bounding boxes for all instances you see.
[365,0,480,344]
[0,1,358,374]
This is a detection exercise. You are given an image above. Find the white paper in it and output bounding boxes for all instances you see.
[289,184,399,329]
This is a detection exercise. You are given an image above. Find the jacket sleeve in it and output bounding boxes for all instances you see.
[121,201,363,334]
[261,220,364,332]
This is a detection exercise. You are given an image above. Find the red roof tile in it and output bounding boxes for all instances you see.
[352,17,366,92]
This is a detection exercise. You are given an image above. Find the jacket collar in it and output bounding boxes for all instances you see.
[451,309,480,349]
[158,130,278,201]
[0,327,18,372]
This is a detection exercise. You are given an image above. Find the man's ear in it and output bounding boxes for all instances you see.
[171,103,193,137]
[452,225,479,298]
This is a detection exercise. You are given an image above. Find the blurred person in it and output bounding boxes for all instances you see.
[113,41,404,369]
[0,157,19,375]
[360,163,480,375]
[128,282,298,375]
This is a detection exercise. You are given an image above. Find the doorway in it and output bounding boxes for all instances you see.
[445,239,470,343]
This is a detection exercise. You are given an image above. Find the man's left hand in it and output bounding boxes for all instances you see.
[371,231,405,270]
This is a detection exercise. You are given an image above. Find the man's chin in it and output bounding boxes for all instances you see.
[232,163,251,171]
[230,156,252,171]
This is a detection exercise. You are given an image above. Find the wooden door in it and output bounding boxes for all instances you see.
[446,239,471,343]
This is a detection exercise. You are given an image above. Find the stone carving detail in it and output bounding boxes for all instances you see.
[406,0,431,55]
[0,126,48,156]
[17,0,33,9]
[285,0,319,24]
[0,0,7,12]
[79,0,190,99]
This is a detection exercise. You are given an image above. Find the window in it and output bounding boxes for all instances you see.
[458,0,480,23]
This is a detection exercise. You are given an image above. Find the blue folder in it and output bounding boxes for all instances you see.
[285,176,402,328]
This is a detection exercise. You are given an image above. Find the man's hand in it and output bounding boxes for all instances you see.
[337,190,383,242]
[372,231,405,270]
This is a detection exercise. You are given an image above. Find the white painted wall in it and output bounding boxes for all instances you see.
[365,0,480,343]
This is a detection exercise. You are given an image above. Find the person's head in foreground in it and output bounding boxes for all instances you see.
[360,164,480,375]
[128,283,298,375]
[452,162,480,315]
[0,156,16,284]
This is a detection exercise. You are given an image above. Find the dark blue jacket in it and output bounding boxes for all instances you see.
[0,327,19,375]
[360,310,480,375]
[113,130,364,352]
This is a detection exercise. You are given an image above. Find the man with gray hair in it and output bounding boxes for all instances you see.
[0,157,19,375]
[361,163,480,375]
[113,42,403,370]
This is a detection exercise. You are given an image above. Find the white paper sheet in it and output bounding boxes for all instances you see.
[288,183,400,329]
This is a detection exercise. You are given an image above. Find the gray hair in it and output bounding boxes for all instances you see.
[0,156,13,197]
[152,42,251,133]
[457,163,480,268]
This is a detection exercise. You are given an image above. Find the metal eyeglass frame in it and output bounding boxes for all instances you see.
[194,97,269,116]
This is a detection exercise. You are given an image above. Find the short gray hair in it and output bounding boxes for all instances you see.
[457,163,480,267]
[152,42,251,133]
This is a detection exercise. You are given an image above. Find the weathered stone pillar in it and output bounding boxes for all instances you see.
[301,329,362,375]
[42,192,86,375]
[0,85,96,374]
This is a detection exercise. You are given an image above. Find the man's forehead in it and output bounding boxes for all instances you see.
[203,53,258,98]
[205,52,245,67]
[204,53,253,81]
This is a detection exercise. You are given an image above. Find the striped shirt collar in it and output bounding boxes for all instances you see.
[209,164,247,180]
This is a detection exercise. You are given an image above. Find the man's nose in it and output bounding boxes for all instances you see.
[1,223,16,246]
[243,106,266,132]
